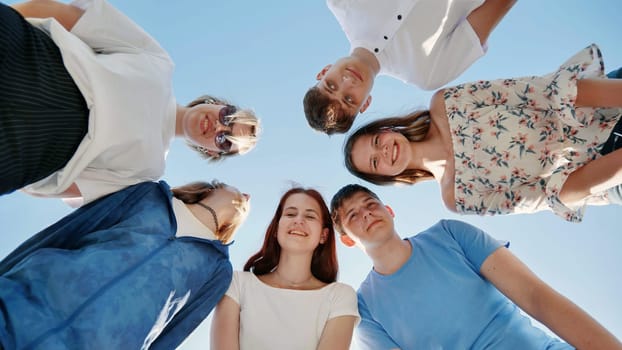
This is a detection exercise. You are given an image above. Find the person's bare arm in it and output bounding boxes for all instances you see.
[317,315,358,350]
[210,295,241,350]
[575,78,622,108]
[482,247,622,349]
[467,0,517,45]
[560,148,622,205]
[11,0,84,31]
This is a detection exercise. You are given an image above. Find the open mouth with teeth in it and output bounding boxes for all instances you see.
[391,142,398,165]
[201,116,211,135]
[288,229,308,237]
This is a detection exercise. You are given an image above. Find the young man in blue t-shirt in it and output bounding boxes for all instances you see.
[330,184,622,350]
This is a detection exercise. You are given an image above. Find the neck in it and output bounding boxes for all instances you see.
[273,252,316,286]
[408,122,450,178]
[351,47,381,76]
[366,233,411,275]
[174,104,185,136]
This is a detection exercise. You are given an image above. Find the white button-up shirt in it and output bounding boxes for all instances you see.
[328,0,486,90]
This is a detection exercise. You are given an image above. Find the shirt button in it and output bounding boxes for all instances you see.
[374,48,379,53]
[397,14,402,20]
[384,35,388,40]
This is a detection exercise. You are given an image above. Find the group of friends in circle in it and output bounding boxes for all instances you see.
[1,0,621,349]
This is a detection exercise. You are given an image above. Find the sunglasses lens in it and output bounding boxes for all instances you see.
[216,132,233,152]
[219,105,237,126]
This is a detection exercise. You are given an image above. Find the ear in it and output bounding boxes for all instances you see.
[385,205,395,218]
[319,228,329,244]
[316,64,332,81]
[359,95,372,113]
[340,234,356,247]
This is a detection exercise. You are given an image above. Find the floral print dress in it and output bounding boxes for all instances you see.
[443,44,621,222]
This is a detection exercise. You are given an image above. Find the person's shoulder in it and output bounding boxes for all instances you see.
[232,270,257,286]
[329,281,357,295]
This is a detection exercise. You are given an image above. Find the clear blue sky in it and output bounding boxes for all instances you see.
[1,1,621,349]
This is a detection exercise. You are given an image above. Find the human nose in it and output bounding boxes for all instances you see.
[242,193,250,202]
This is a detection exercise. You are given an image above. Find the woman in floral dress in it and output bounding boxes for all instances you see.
[344,44,622,222]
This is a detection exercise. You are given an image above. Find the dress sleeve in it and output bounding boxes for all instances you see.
[355,295,400,350]
[69,0,169,58]
[328,283,360,321]
[443,44,604,128]
[440,219,507,272]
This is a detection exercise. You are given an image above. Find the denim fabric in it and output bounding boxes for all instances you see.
[607,67,622,79]
[0,182,232,350]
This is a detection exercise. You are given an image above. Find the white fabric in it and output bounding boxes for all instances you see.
[225,271,359,350]
[328,0,486,90]
[172,198,218,240]
[22,0,176,205]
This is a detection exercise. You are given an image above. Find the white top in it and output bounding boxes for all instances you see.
[171,198,218,240]
[225,271,359,350]
[328,0,486,90]
[22,0,176,205]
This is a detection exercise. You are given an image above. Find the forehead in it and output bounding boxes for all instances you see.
[340,192,377,213]
[284,193,321,211]
[350,135,374,172]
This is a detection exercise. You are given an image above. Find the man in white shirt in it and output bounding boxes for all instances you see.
[303,0,516,134]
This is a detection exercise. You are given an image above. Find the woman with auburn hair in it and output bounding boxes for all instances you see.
[211,187,359,350]
[1,0,260,205]
[0,179,250,349]
[344,44,622,222]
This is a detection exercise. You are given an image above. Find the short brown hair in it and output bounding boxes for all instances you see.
[303,86,355,135]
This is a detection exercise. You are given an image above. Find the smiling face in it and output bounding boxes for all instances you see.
[182,103,254,156]
[350,130,412,177]
[315,56,375,117]
[276,193,328,254]
[336,191,394,247]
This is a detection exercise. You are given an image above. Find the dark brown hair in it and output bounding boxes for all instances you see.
[243,187,338,284]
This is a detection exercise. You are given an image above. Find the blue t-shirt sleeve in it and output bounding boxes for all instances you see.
[440,219,508,272]
[356,294,400,350]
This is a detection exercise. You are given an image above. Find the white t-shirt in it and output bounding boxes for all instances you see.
[22,0,176,205]
[225,271,359,350]
[328,0,486,90]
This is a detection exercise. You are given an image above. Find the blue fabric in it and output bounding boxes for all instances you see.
[356,220,572,350]
[0,181,232,350]
[607,67,622,79]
